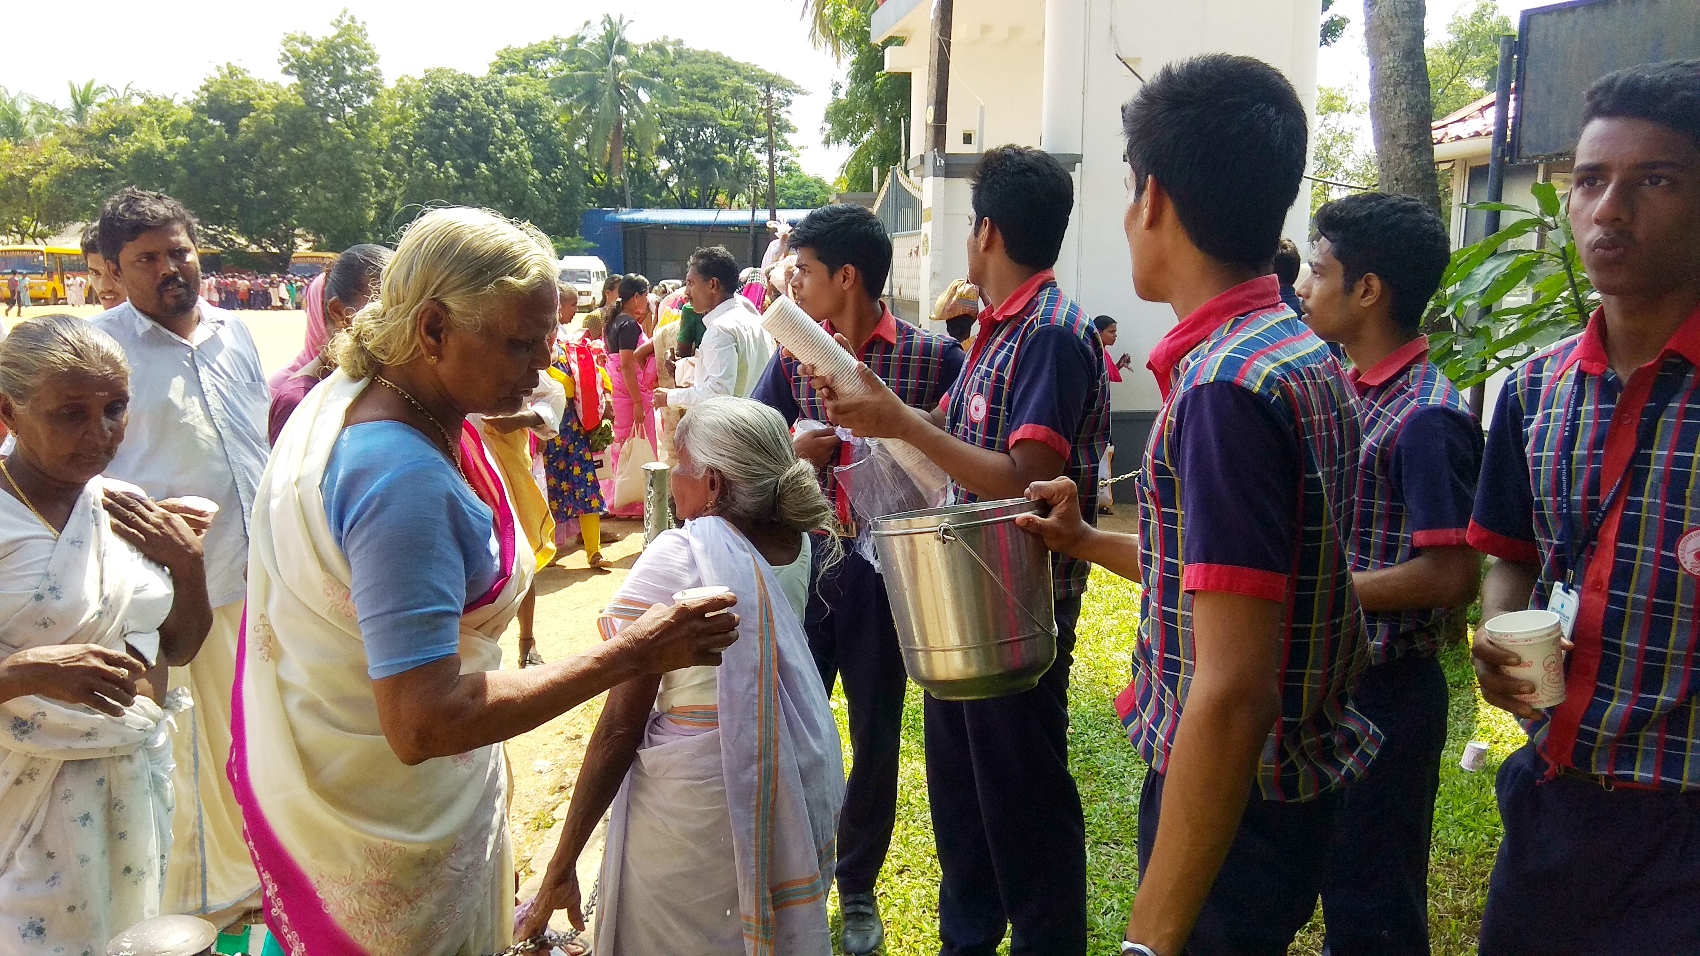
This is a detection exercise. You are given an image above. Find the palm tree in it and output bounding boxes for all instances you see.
[0,87,58,143]
[554,14,664,208]
[65,80,113,126]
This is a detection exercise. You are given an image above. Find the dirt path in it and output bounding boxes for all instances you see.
[496,517,651,932]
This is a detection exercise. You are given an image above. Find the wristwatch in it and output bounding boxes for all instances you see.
[1121,943,1159,956]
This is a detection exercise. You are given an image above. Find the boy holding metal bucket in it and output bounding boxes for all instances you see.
[1019,55,1375,956]
[813,146,1110,955]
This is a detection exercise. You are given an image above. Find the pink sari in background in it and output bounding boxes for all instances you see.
[605,331,658,518]
[267,273,328,396]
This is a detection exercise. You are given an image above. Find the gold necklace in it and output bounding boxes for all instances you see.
[0,457,60,538]
[373,376,469,482]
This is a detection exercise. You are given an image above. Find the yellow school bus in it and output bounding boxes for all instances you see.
[288,250,337,278]
[0,245,87,304]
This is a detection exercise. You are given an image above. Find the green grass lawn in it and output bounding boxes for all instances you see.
[828,568,1526,955]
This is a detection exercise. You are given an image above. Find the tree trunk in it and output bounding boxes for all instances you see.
[1364,0,1442,215]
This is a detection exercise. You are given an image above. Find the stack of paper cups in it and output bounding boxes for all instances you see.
[762,296,866,394]
[762,294,939,480]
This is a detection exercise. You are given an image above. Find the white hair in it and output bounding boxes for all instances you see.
[675,397,840,565]
[0,314,128,406]
[329,206,558,379]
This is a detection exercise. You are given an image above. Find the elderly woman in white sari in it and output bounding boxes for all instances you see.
[0,315,213,950]
[237,207,740,956]
[520,396,846,956]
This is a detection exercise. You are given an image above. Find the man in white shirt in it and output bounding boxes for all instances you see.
[90,188,266,928]
[655,245,775,409]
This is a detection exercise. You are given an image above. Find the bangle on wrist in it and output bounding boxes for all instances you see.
[1121,943,1158,956]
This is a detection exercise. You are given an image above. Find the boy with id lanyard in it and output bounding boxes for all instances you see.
[814,146,1109,955]
[1297,193,1481,956]
[1468,60,1700,954]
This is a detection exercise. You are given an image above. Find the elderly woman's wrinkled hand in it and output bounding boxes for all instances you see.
[105,490,204,573]
[622,592,740,674]
[0,643,143,716]
[516,865,583,940]
[156,498,215,538]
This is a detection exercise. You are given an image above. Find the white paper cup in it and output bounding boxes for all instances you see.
[1460,740,1489,772]
[173,495,219,517]
[673,586,734,616]
[1482,609,1567,709]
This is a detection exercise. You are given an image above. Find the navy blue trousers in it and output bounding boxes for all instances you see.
[1138,764,1342,955]
[1479,744,1700,955]
[805,545,909,895]
[927,598,1086,956]
[1320,650,1450,956]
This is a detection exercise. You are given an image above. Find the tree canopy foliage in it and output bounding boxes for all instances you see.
[1426,0,1515,120]
[809,0,911,193]
[0,12,834,250]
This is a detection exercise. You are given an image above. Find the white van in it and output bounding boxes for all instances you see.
[558,256,609,312]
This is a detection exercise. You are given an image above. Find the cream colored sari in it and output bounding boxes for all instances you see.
[234,371,534,956]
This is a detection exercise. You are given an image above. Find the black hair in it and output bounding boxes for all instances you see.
[687,245,742,295]
[1312,192,1451,336]
[1583,59,1700,152]
[603,274,623,294]
[969,146,1074,270]
[325,244,391,311]
[1092,314,1117,333]
[945,315,974,343]
[787,204,892,298]
[615,274,651,315]
[1121,54,1308,269]
[96,187,200,264]
[1271,238,1301,286]
[79,223,101,259]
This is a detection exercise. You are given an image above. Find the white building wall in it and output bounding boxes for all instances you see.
[1066,0,1323,414]
[882,0,1322,416]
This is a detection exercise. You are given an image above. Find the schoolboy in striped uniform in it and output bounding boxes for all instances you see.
[1298,192,1481,956]
[1020,54,1377,956]
[1469,60,1700,954]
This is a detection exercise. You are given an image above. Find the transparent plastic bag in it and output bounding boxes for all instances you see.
[834,436,950,569]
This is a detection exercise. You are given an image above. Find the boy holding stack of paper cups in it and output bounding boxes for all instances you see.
[1468,60,1700,955]
[748,202,965,956]
[812,148,1109,956]
[1295,192,1482,956]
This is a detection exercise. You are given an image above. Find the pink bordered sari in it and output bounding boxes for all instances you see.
[232,370,534,956]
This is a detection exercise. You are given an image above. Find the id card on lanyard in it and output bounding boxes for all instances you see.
[1550,368,1680,640]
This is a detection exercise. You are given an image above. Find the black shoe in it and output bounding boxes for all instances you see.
[839,891,884,955]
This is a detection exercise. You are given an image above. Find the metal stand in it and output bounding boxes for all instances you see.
[642,462,673,544]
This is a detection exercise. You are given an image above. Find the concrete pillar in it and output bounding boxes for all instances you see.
[1041,0,1087,155]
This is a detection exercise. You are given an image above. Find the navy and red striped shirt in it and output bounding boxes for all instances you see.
[751,303,965,530]
[1349,336,1482,663]
[941,269,1110,600]
[1116,276,1380,801]
[1469,304,1700,791]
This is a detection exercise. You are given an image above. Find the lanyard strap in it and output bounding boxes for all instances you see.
[1554,366,1680,586]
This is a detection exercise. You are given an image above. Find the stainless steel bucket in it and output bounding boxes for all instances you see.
[872,498,1056,700]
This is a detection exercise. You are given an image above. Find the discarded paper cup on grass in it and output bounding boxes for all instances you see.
[673,585,734,616]
[1482,609,1567,709]
[1460,740,1489,772]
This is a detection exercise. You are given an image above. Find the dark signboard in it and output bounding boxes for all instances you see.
[1513,0,1700,162]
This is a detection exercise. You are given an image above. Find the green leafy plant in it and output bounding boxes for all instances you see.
[1428,181,1597,388]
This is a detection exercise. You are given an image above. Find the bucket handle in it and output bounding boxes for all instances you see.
[934,522,1056,637]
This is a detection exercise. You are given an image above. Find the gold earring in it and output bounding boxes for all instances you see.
[428,354,440,365]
